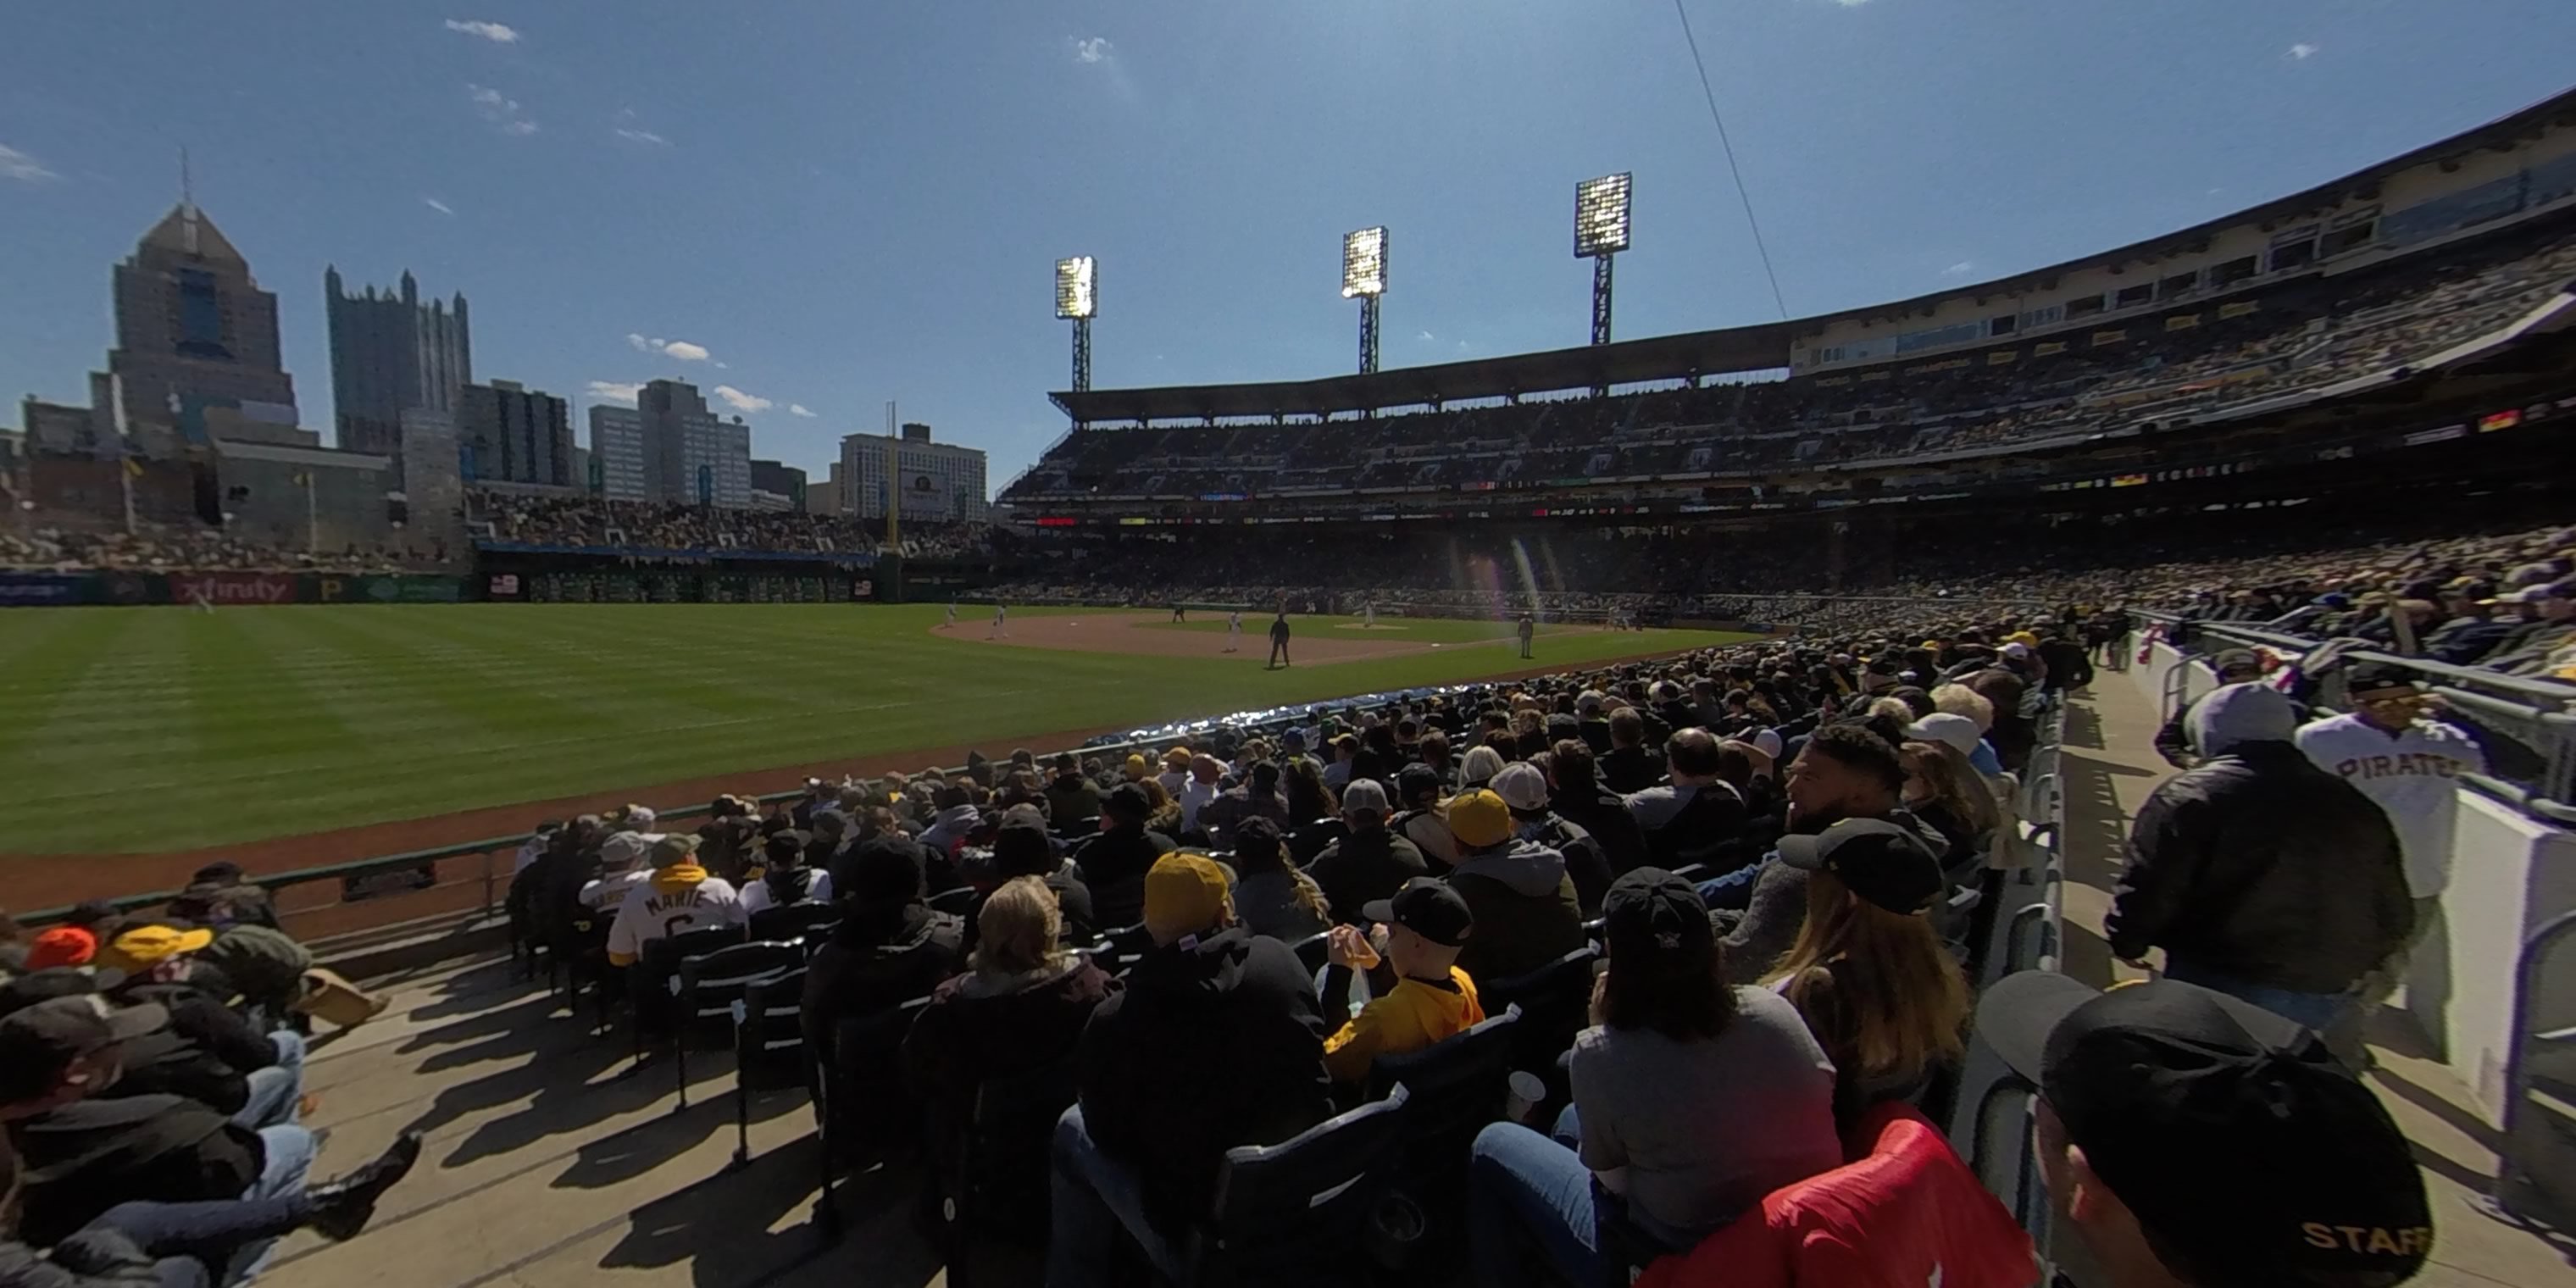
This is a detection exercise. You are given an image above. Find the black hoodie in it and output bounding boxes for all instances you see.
[1074,927,1330,1234]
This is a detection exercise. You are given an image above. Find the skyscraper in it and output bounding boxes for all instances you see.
[839,422,989,522]
[588,405,649,501]
[325,268,471,457]
[106,203,298,442]
[637,380,751,508]
[454,380,574,488]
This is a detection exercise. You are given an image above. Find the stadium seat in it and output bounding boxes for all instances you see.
[747,898,841,944]
[730,964,809,1166]
[928,1058,1079,1286]
[668,940,798,1108]
[1479,946,1600,1087]
[1177,1085,1413,1288]
[816,993,935,1228]
[1629,1104,2035,1288]
[629,924,746,1073]
[1289,930,1331,977]
[1287,818,1346,866]
[1366,1005,1524,1252]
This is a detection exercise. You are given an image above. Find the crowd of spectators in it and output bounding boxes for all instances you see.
[0,868,421,1285]
[989,507,2576,683]
[480,596,2442,1285]
[1005,217,2576,504]
[0,522,452,575]
[469,496,998,561]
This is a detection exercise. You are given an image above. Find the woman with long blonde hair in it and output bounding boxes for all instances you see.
[1763,819,1968,1128]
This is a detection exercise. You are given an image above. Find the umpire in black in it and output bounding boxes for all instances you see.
[1269,612,1292,668]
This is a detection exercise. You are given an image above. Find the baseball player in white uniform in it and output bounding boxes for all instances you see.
[989,602,1008,639]
[1363,600,1377,630]
[1225,610,1243,652]
[945,602,958,629]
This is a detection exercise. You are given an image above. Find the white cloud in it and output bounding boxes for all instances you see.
[624,334,711,362]
[1455,340,1474,353]
[789,404,817,419]
[423,197,455,216]
[444,19,519,42]
[2287,42,2319,60]
[1942,260,1974,276]
[586,380,643,405]
[0,143,59,183]
[1829,0,1873,6]
[1072,36,1112,64]
[614,128,668,146]
[467,83,538,135]
[1416,330,1436,341]
[713,385,773,414]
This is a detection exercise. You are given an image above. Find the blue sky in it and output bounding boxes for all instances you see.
[4,2,2573,487]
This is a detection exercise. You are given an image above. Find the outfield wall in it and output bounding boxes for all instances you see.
[0,569,471,607]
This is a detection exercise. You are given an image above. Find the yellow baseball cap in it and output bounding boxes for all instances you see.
[1143,852,1233,943]
[1446,789,1513,850]
[98,924,216,972]
[1124,753,1150,776]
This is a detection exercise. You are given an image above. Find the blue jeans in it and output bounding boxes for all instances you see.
[1470,1121,1599,1288]
[232,1031,307,1131]
[223,1124,316,1285]
[80,1194,314,1288]
[2163,958,2351,1031]
[1046,1106,1185,1288]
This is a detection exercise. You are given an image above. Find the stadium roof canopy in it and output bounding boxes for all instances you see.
[1052,322,1800,423]
[1054,85,2576,426]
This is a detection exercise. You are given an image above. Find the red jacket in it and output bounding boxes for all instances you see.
[1634,1105,2038,1288]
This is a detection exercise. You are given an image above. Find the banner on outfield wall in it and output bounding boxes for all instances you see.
[169,573,297,606]
[0,573,94,607]
[309,575,464,604]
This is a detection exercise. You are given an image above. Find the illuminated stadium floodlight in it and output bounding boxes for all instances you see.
[1342,226,1387,375]
[1574,173,1632,347]
[1055,256,1096,396]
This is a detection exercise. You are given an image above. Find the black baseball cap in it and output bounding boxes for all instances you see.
[0,995,167,1104]
[1360,878,1474,948]
[1979,974,2431,1284]
[1776,818,1944,915]
[2345,662,2420,697]
[1601,868,1713,974]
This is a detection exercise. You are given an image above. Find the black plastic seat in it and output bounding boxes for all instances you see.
[1179,1085,1413,1288]
[747,899,841,944]
[1287,817,1346,866]
[814,993,934,1227]
[630,924,746,1069]
[1480,946,1599,1079]
[930,1059,1078,1285]
[730,965,809,1164]
[1289,931,1332,977]
[669,941,801,1108]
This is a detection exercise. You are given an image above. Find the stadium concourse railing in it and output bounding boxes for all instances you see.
[2130,611,2576,1235]
[1946,699,2071,1278]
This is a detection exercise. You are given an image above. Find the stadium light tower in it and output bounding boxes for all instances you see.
[1341,226,1387,375]
[1055,256,1097,392]
[1575,173,1632,347]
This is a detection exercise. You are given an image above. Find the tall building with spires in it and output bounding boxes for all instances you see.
[106,203,299,443]
[325,267,471,457]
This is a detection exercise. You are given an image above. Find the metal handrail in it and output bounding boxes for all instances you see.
[2499,908,2576,1231]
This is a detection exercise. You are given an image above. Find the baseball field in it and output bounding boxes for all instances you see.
[0,602,1752,863]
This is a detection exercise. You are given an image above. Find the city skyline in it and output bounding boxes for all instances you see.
[6,3,2576,487]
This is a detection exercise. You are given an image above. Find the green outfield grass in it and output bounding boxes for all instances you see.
[0,604,1752,855]
[1137,613,1582,642]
